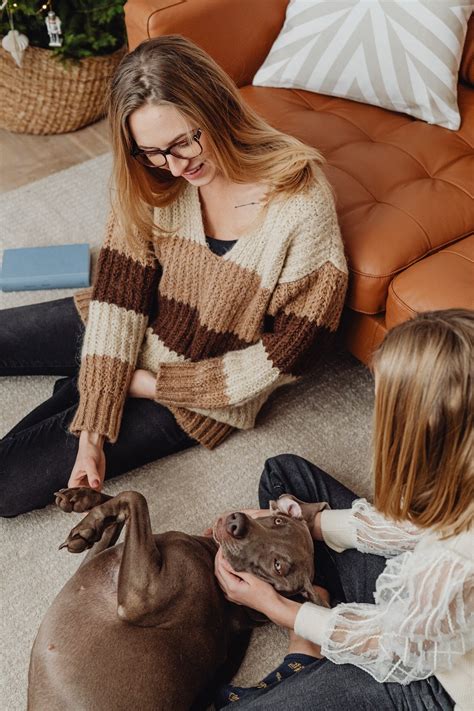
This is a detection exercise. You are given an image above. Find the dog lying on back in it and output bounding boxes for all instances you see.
[28,488,328,711]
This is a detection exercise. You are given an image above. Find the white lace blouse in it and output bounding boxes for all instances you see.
[294,500,474,710]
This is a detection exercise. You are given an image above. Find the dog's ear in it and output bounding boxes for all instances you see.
[272,495,330,523]
[270,495,304,519]
[301,580,331,608]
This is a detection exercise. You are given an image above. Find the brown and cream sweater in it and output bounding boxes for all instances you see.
[69,176,348,448]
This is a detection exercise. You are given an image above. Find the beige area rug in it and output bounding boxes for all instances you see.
[0,154,375,709]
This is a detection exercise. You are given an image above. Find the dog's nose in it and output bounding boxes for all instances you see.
[225,512,248,539]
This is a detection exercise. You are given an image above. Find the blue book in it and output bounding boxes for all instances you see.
[0,243,90,292]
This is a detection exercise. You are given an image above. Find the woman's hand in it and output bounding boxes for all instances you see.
[214,547,300,628]
[128,369,156,399]
[68,431,106,490]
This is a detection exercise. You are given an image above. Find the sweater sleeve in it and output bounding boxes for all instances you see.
[154,205,348,410]
[68,211,158,443]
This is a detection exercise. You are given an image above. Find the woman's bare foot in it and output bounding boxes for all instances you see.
[287,585,330,659]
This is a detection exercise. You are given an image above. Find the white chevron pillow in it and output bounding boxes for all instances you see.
[253,0,473,131]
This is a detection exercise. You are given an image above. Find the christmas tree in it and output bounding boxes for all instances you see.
[0,0,125,61]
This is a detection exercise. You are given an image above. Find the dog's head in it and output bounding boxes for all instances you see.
[213,495,329,605]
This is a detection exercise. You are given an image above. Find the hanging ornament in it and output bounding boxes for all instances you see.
[45,9,62,47]
[2,28,29,67]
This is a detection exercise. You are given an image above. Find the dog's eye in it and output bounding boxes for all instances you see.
[274,559,282,573]
[274,517,284,525]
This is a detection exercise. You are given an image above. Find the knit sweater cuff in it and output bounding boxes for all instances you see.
[154,361,228,409]
[68,390,125,444]
[73,287,93,326]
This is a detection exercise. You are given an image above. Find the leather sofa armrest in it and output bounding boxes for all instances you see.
[124,0,288,87]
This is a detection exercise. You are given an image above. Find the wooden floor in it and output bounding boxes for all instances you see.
[0,119,110,192]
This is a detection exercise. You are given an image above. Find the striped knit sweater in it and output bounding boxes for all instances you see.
[70,176,348,448]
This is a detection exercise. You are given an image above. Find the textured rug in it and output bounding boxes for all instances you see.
[0,154,375,709]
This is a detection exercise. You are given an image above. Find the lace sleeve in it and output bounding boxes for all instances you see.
[321,547,474,684]
[350,499,423,557]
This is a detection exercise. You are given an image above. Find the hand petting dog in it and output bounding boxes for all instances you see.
[214,546,301,629]
[212,499,330,630]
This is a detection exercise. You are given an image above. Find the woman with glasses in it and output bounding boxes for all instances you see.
[0,35,348,516]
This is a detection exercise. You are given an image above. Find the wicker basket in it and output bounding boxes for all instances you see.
[0,44,126,135]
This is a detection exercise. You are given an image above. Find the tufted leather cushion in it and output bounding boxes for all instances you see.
[240,84,474,314]
[386,234,474,329]
[125,0,288,87]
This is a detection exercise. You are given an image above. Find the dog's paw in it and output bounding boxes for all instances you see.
[58,515,104,553]
[54,487,104,513]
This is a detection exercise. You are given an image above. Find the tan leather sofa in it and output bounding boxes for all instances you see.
[125,0,474,364]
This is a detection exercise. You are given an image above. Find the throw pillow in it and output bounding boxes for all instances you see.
[252,0,473,130]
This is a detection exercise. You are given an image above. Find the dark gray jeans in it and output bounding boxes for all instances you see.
[227,455,454,710]
[0,297,197,517]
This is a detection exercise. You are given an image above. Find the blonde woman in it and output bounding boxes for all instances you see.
[215,309,473,710]
[0,35,347,516]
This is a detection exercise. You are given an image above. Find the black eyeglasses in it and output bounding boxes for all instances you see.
[130,128,203,168]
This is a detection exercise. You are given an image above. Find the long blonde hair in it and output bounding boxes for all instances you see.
[106,35,327,250]
[371,309,473,538]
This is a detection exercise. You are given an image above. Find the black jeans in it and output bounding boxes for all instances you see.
[226,454,454,710]
[0,297,197,517]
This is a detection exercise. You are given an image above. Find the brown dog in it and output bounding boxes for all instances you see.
[27,488,328,711]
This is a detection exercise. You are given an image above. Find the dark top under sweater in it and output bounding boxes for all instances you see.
[205,236,237,256]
